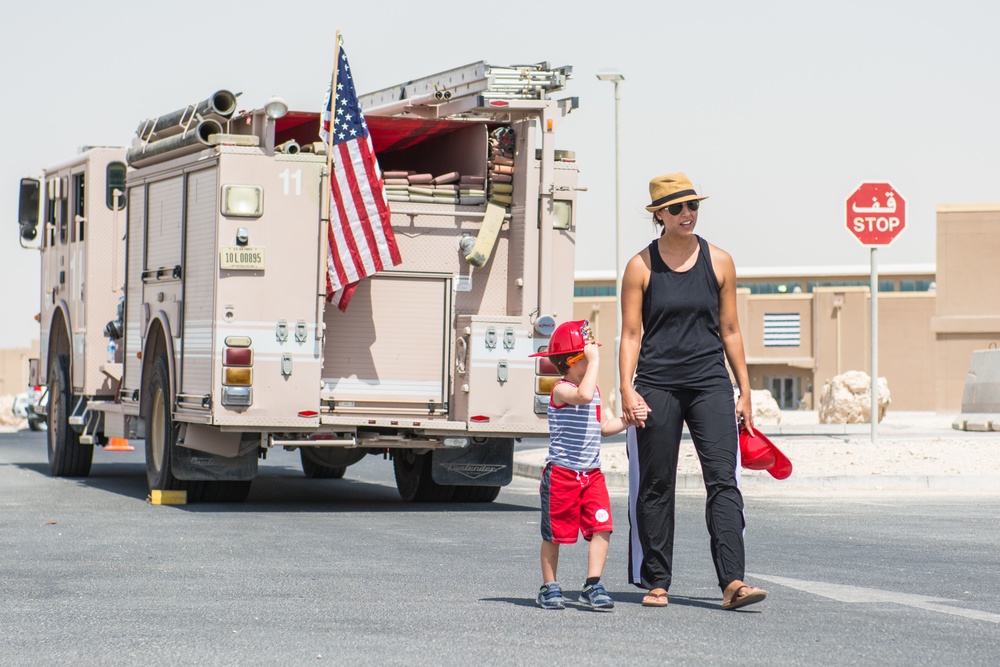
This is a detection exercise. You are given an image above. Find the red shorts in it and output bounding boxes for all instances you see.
[539,463,613,544]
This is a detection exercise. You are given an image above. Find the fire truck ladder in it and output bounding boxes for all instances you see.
[359,61,573,119]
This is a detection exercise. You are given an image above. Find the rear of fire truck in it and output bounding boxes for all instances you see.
[18,61,582,504]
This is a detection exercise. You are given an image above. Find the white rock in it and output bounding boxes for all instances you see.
[750,389,782,425]
[818,371,891,424]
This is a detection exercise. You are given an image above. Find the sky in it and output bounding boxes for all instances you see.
[2,0,998,349]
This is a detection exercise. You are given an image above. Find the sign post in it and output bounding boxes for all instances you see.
[845,182,906,445]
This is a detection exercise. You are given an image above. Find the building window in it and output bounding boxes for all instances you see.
[574,285,616,297]
[763,313,801,347]
[900,279,933,292]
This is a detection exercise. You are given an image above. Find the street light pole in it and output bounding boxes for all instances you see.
[597,70,624,415]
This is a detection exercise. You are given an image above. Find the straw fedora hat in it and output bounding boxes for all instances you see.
[739,425,793,480]
[645,172,709,213]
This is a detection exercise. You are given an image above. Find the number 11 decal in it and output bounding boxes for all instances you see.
[279,168,302,196]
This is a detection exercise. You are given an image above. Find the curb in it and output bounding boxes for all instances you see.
[512,458,1000,492]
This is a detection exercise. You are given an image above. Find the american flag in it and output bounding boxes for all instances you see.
[320,45,401,311]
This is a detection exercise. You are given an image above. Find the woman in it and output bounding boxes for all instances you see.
[620,172,767,610]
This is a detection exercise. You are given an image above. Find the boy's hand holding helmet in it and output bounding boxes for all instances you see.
[530,319,602,367]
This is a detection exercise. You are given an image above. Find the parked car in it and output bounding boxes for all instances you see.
[12,386,46,431]
[12,392,30,418]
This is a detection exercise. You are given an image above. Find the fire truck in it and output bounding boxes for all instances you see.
[16,61,581,503]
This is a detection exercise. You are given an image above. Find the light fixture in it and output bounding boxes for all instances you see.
[222,185,263,218]
[596,70,625,83]
[264,96,288,120]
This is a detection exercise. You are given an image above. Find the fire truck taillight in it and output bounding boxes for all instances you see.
[536,356,558,376]
[224,348,252,366]
[222,337,253,406]
[536,376,559,395]
[224,368,252,386]
[534,348,560,413]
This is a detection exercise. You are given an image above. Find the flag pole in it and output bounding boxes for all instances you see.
[319,31,342,306]
[316,30,340,318]
[325,31,342,182]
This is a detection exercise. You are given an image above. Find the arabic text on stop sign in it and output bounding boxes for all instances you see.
[852,216,902,233]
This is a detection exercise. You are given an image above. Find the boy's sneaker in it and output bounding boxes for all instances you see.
[579,581,615,610]
[536,582,566,610]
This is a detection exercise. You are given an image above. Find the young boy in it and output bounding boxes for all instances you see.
[530,320,645,610]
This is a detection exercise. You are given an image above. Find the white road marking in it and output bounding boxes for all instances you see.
[750,573,1000,624]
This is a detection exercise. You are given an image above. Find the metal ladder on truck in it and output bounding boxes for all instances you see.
[358,61,576,119]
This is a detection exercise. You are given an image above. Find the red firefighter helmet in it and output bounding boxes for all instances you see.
[739,425,793,480]
[529,320,600,357]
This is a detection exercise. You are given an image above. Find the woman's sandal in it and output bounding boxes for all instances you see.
[721,581,768,611]
[641,588,669,607]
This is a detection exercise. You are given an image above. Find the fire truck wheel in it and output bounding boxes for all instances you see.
[300,449,347,479]
[450,485,501,503]
[47,354,94,477]
[393,450,454,502]
[145,355,199,495]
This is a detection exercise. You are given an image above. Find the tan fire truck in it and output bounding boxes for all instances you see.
[16,61,581,503]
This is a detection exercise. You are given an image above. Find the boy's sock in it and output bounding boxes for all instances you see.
[585,576,601,586]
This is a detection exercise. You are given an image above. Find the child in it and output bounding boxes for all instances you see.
[529,320,645,610]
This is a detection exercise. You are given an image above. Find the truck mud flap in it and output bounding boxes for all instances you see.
[431,438,514,487]
[172,442,258,481]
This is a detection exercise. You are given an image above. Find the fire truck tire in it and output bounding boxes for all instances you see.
[198,481,253,503]
[393,450,454,502]
[300,450,347,479]
[450,485,501,503]
[145,355,200,496]
[47,354,93,477]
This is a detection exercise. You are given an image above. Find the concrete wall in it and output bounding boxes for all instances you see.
[879,293,936,411]
[932,205,1000,412]
[0,340,39,396]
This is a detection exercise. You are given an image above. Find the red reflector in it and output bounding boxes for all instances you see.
[489,100,510,107]
[224,347,253,366]
[298,410,318,418]
[537,357,559,375]
[470,415,490,423]
[310,434,336,440]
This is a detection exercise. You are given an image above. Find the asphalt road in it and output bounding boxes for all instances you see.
[2,429,1000,666]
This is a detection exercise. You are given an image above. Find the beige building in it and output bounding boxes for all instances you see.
[0,340,39,396]
[574,204,1000,414]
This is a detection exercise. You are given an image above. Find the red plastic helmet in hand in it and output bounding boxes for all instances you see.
[529,320,600,357]
[739,425,793,480]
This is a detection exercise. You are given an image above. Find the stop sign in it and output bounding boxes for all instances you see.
[845,182,906,246]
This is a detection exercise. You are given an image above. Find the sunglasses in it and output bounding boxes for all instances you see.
[665,200,700,216]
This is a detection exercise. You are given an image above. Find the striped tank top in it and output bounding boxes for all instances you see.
[546,382,602,471]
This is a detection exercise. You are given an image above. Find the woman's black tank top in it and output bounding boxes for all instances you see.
[634,235,732,391]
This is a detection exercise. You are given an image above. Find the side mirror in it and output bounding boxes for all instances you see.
[18,178,40,241]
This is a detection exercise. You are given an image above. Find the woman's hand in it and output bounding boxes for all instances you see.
[621,386,651,428]
[736,392,753,432]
